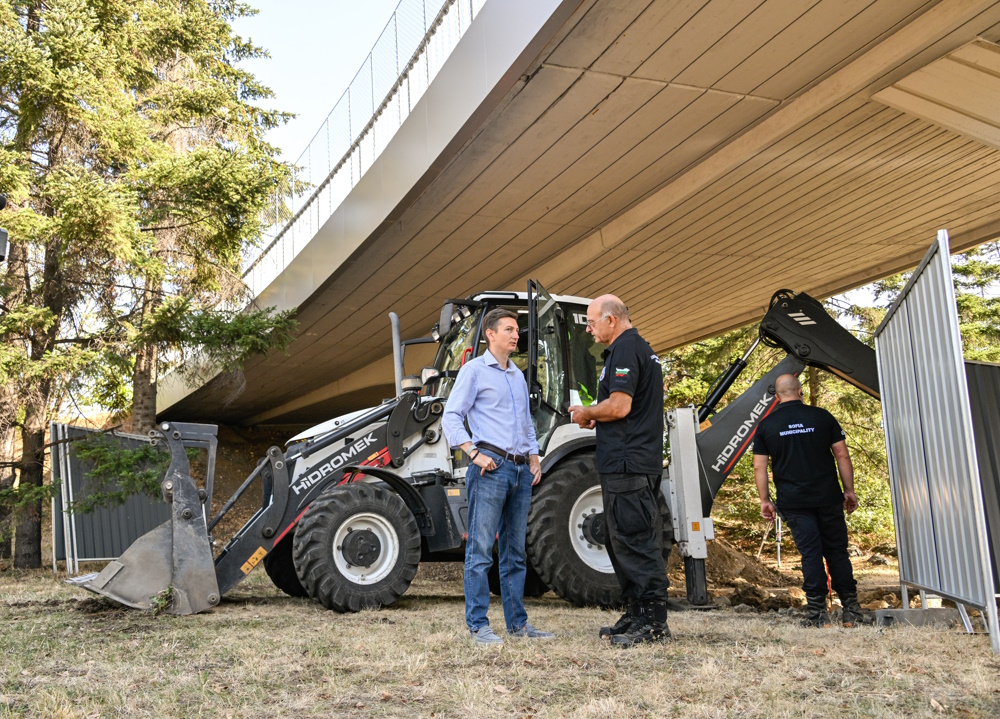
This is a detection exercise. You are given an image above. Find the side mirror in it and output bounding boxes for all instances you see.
[420,367,441,385]
[438,302,454,337]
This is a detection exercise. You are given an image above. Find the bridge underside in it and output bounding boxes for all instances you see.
[162,0,1000,426]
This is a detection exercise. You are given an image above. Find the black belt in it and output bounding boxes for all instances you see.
[476,442,529,465]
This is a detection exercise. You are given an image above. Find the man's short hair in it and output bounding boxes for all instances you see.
[483,308,518,334]
[600,296,629,321]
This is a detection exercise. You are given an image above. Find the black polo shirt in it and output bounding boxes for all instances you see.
[596,328,664,474]
[753,400,846,509]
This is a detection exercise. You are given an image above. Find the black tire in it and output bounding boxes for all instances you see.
[292,483,421,612]
[487,550,549,598]
[526,452,672,607]
[263,533,308,597]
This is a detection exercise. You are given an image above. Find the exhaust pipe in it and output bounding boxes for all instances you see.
[390,312,403,397]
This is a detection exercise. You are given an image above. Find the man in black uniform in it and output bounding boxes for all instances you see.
[568,294,669,646]
[753,373,870,627]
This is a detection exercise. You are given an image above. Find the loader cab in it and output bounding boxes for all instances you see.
[423,282,601,453]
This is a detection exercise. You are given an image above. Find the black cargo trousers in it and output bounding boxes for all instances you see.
[778,502,857,598]
[600,473,670,602]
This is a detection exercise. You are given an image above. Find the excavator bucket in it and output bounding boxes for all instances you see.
[68,423,221,615]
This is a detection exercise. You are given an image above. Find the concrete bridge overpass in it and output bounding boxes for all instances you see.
[159,0,1000,427]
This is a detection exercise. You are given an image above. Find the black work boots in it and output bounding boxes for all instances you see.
[838,590,874,627]
[609,600,671,647]
[804,594,832,627]
[599,600,638,639]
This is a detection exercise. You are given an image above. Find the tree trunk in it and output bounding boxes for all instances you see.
[14,234,64,568]
[0,422,14,560]
[808,366,819,406]
[130,277,161,433]
[13,408,45,569]
[0,239,27,561]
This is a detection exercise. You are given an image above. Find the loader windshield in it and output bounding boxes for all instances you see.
[429,306,482,397]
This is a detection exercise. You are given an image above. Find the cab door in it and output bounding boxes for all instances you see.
[527,280,569,452]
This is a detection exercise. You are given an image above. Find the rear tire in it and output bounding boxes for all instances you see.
[263,533,308,598]
[488,550,548,598]
[292,483,421,612]
[526,452,672,607]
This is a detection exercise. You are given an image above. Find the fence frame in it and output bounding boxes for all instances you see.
[874,229,999,653]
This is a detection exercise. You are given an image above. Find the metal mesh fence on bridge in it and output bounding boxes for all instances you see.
[243,0,486,297]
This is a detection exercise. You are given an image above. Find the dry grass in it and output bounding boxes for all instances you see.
[1,566,998,719]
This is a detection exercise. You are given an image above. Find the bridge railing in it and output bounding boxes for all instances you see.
[243,0,486,296]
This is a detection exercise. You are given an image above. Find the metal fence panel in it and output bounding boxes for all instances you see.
[966,360,1000,589]
[874,230,999,653]
[51,424,171,573]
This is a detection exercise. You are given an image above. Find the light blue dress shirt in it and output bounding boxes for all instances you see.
[441,349,539,457]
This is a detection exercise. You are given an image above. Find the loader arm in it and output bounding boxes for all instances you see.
[73,392,444,613]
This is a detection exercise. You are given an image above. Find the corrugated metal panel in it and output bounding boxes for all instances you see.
[874,230,999,653]
[965,361,1000,589]
[50,424,171,571]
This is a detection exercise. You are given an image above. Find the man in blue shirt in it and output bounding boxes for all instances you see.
[442,308,554,645]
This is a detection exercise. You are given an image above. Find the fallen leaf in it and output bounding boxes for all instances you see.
[381,693,392,702]
[493,686,511,694]
[930,698,944,712]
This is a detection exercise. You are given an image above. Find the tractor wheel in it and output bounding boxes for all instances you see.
[488,550,549,598]
[526,452,672,607]
[292,483,421,612]
[263,533,308,597]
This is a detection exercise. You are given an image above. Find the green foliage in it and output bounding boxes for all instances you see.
[0,1,296,563]
[138,295,296,375]
[149,586,174,616]
[67,434,171,513]
[0,482,58,543]
[666,247,1000,550]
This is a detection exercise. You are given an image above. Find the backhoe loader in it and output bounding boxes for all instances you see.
[69,285,879,614]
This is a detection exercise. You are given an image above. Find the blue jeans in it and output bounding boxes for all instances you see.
[464,449,533,633]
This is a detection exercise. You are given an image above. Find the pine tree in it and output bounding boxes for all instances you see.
[0,0,294,567]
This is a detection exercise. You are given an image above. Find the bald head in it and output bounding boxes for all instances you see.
[593,294,629,321]
[586,294,632,344]
[774,374,802,401]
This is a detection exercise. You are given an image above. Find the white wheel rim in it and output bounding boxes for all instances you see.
[568,485,612,573]
[332,511,400,585]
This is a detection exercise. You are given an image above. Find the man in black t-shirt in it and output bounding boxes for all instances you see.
[568,294,669,646]
[753,374,870,627]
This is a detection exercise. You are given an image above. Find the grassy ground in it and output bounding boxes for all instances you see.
[1,564,998,719]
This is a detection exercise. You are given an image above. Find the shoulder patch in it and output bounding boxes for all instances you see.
[615,367,630,377]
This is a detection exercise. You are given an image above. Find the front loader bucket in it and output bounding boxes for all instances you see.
[68,423,221,615]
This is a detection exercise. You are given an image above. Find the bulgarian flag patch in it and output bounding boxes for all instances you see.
[615,367,630,377]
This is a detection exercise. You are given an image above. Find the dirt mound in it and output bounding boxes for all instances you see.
[666,537,793,589]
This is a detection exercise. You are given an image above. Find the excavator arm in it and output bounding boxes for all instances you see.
[694,289,880,517]
[667,289,880,605]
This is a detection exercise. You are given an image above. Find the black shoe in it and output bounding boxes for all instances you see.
[599,601,638,640]
[838,590,873,627]
[803,593,832,628]
[610,600,671,647]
